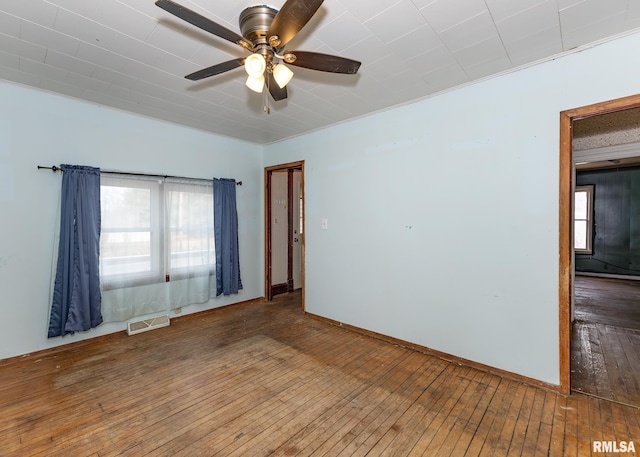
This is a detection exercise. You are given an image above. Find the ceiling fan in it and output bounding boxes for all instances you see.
[155,0,362,102]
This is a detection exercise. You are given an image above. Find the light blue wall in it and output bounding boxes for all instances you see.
[0,82,263,360]
[264,32,640,385]
[3,31,640,384]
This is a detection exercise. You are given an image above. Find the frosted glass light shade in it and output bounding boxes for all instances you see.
[244,53,266,77]
[245,75,265,93]
[272,64,294,88]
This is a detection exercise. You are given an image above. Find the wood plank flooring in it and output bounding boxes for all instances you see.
[572,276,640,408]
[1,291,639,456]
[574,276,640,330]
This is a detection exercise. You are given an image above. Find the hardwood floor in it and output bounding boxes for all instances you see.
[572,276,640,408]
[2,291,639,456]
[573,276,640,330]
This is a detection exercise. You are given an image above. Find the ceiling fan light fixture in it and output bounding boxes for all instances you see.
[272,63,294,88]
[246,74,265,93]
[244,53,266,77]
[156,0,362,104]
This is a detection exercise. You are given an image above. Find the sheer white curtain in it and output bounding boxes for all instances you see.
[99,174,215,322]
[165,178,216,308]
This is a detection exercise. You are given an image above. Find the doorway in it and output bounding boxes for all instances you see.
[570,143,640,406]
[265,161,304,306]
[559,94,640,397]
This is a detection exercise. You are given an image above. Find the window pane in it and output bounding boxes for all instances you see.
[100,183,155,280]
[100,232,151,275]
[574,220,587,250]
[169,230,214,269]
[101,185,150,229]
[166,187,214,272]
[574,191,587,220]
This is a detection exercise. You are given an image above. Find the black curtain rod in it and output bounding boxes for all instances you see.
[37,165,242,185]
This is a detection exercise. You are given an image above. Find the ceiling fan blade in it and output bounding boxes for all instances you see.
[185,59,245,81]
[267,0,324,49]
[286,51,361,74]
[267,72,288,101]
[155,0,252,50]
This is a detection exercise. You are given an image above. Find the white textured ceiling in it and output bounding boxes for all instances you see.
[2,0,640,145]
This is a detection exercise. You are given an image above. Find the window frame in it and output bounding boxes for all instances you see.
[99,174,214,290]
[99,176,165,290]
[574,184,594,255]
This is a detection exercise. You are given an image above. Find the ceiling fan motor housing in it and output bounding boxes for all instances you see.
[239,5,278,47]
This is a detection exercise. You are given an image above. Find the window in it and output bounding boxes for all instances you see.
[100,176,161,286]
[574,185,594,254]
[164,180,215,278]
[100,175,214,290]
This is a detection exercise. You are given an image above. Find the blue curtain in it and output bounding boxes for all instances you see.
[214,178,243,296]
[48,165,103,337]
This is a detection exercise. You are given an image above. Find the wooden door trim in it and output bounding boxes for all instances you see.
[265,161,305,308]
[559,93,640,395]
[287,169,294,292]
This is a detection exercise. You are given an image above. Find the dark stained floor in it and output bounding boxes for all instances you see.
[574,275,640,330]
[572,275,640,407]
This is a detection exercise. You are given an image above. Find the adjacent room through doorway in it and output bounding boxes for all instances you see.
[264,161,305,306]
[568,106,640,407]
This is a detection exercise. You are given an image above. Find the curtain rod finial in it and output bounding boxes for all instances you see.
[37,165,62,172]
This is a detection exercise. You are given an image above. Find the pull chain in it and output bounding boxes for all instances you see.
[263,93,270,114]
[263,76,271,114]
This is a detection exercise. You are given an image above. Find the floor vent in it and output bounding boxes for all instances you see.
[127,314,170,336]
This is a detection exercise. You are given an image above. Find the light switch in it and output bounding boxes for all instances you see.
[321,218,328,230]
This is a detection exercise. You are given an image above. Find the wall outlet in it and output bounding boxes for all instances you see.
[321,218,328,230]
[175,307,182,314]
